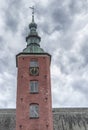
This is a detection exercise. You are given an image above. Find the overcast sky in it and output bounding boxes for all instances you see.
[0,0,88,108]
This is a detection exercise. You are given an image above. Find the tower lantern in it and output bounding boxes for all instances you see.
[16,8,53,130]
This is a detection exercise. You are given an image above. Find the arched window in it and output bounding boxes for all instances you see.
[30,81,38,93]
[30,104,39,118]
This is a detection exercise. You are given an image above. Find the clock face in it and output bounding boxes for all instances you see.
[30,67,39,76]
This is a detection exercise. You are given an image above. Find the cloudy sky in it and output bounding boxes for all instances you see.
[0,0,88,108]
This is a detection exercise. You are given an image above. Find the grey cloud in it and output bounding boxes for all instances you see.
[0,57,16,75]
[69,0,88,14]
[51,8,72,31]
[0,101,8,108]
[0,43,16,75]
[48,0,73,31]
[35,1,72,34]
[9,0,23,8]
[0,71,16,108]
[4,0,23,33]
[0,37,6,50]
[72,79,88,96]
[21,26,29,38]
[0,36,4,43]
[60,36,74,50]
[39,23,50,35]
[5,14,19,33]
[80,40,88,64]
[53,49,86,76]
[0,59,9,73]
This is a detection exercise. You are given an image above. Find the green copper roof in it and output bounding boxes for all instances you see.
[23,7,45,54]
[23,44,44,53]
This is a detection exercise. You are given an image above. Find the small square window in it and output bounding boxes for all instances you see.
[30,81,38,93]
[30,61,39,67]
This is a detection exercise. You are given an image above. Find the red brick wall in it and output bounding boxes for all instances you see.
[16,54,53,130]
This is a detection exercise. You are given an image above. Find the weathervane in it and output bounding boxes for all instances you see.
[29,6,35,22]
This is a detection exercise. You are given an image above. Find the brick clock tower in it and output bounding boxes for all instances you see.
[16,9,53,130]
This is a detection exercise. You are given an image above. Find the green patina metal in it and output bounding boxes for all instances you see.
[23,44,44,53]
[23,7,45,53]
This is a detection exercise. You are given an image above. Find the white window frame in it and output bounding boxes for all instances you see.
[30,104,39,118]
[30,81,38,93]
